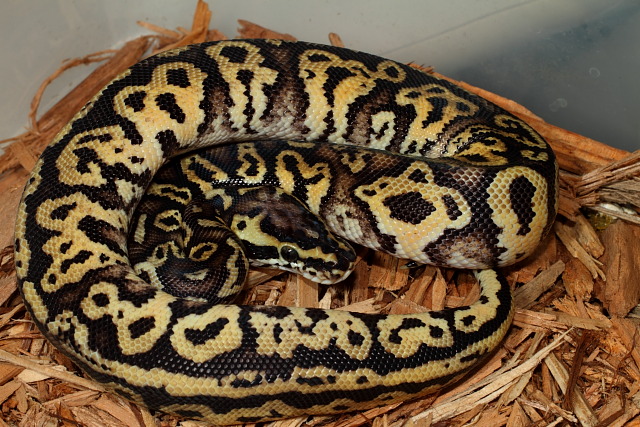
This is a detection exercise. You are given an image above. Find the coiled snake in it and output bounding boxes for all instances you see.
[14,39,557,424]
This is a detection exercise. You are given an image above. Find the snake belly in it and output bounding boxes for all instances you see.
[14,39,558,424]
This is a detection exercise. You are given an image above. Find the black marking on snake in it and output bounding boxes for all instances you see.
[442,194,463,220]
[297,377,324,386]
[77,133,114,145]
[389,318,427,344]
[78,216,126,256]
[240,151,261,176]
[426,87,445,94]
[128,317,156,340]
[356,376,369,384]
[50,202,77,220]
[280,153,327,204]
[294,321,316,336]
[460,351,482,363]
[232,374,264,388]
[383,66,399,78]
[236,69,258,131]
[155,247,165,259]
[195,67,218,136]
[72,147,99,174]
[219,45,249,63]
[246,206,262,218]
[247,305,293,320]
[155,130,180,155]
[192,244,214,259]
[423,96,448,126]
[92,292,110,307]
[155,93,186,123]
[318,109,337,142]
[304,308,330,326]
[123,91,147,112]
[408,168,429,184]
[374,121,390,140]
[418,139,439,157]
[166,68,191,88]
[158,214,179,228]
[273,324,283,344]
[429,325,444,338]
[184,317,230,346]
[456,101,471,113]
[307,53,331,63]
[509,176,536,236]
[462,315,476,327]
[159,185,190,200]
[324,67,357,107]
[348,330,365,346]
[406,140,418,154]
[137,271,151,284]
[384,192,435,225]
[353,66,372,80]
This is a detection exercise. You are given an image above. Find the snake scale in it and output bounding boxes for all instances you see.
[14,39,557,424]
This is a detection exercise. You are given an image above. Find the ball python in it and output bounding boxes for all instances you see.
[14,39,557,424]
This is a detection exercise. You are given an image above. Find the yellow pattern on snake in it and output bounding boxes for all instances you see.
[14,39,557,424]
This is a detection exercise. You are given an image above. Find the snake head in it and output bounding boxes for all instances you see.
[227,187,357,284]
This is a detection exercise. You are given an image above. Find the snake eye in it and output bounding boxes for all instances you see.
[280,246,299,263]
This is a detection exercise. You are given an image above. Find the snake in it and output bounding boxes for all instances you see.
[14,39,557,424]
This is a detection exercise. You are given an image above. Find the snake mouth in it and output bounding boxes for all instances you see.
[304,267,354,285]
[250,253,356,285]
[300,256,356,284]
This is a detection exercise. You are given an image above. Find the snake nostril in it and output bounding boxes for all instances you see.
[325,261,337,269]
[345,251,357,262]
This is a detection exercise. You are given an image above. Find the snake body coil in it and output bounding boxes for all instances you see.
[15,40,557,424]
